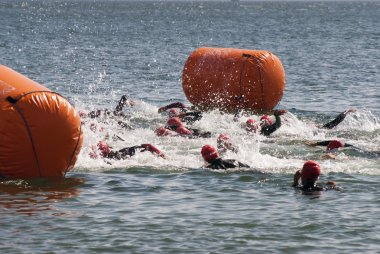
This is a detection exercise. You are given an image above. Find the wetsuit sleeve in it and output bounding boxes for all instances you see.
[292,170,301,187]
[207,159,250,169]
[106,151,122,160]
[185,111,202,119]
[237,161,250,168]
[260,115,282,136]
[315,140,331,146]
[159,102,187,112]
[117,146,143,158]
[321,111,348,129]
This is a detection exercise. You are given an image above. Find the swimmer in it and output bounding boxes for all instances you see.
[320,108,357,129]
[292,160,338,191]
[305,139,380,159]
[201,145,249,169]
[79,95,134,130]
[244,109,288,136]
[158,102,203,124]
[91,141,165,160]
[217,133,238,154]
[244,108,356,136]
[164,117,211,138]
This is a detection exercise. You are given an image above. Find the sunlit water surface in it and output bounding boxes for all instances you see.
[1,1,379,253]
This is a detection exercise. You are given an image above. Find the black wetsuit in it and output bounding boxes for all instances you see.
[105,146,143,160]
[206,158,250,169]
[261,110,352,136]
[314,140,380,158]
[161,102,203,123]
[321,111,350,129]
[181,111,203,124]
[260,115,282,136]
[166,126,211,138]
[314,140,354,148]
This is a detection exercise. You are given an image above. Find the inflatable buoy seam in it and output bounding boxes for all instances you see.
[64,124,82,177]
[236,54,251,106]
[9,90,64,102]
[250,55,265,108]
[6,97,42,177]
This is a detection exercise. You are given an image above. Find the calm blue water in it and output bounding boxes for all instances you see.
[1,1,380,253]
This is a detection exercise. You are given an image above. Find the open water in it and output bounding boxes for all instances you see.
[0,1,379,253]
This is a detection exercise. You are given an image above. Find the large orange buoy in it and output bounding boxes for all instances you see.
[0,65,83,178]
[182,47,286,112]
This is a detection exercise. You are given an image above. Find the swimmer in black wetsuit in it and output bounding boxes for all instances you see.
[91,141,165,160]
[163,117,211,138]
[80,95,134,119]
[244,109,288,136]
[158,102,203,124]
[320,109,357,129]
[201,145,249,169]
[292,160,338,192]
[305,139,380,159]
[79,94,134,129]
[244,108,356,137]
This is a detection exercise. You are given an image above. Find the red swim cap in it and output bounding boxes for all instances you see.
[97,140,111,157]
[155,127,171,136]
[217,133,230,142]
[168,109,179,118]
[260,115,273,126]
[167,117,183,128]
[327,140,344,152]
[246,118,259,131]
[176,126,192,136]
[201,145,219,163]
[301,160,321,180]
[78,110,88,118]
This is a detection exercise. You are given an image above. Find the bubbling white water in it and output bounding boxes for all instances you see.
[74,100,380,176]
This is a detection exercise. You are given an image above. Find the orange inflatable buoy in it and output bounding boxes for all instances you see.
[0,65,83,178]
[182,47,286,112]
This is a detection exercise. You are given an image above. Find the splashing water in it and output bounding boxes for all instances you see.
[75,101,380,177]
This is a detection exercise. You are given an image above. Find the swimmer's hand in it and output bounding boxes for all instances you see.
[273,109,288,116]
[326,181,336,186]
[320,153,336,160]
[305,140,318,147]
[344,108,357,114]
[141,144,166,158]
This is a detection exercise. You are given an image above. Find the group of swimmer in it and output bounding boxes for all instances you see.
[79,94,378,193]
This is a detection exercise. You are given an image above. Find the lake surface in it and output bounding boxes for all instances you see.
[1,1,379,253]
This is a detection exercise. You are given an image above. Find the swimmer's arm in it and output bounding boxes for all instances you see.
[321,109,356,129]
[260,114,282,136]
[292,170,302,187]
[320,153,337,160]
[158,102,187,113]
[115,95,134,112]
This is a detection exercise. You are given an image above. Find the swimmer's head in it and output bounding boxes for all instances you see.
[78,110,88,118]
[167,117,183,128]
[201,145,219,163]
[217,133,230,143]
[260,115,273,127]
[97,140,111,157]
[246,119,259,132]
[326,140,344,152]
[301,160,321,187]
[168,109,179,118]
[176,126,192,136]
